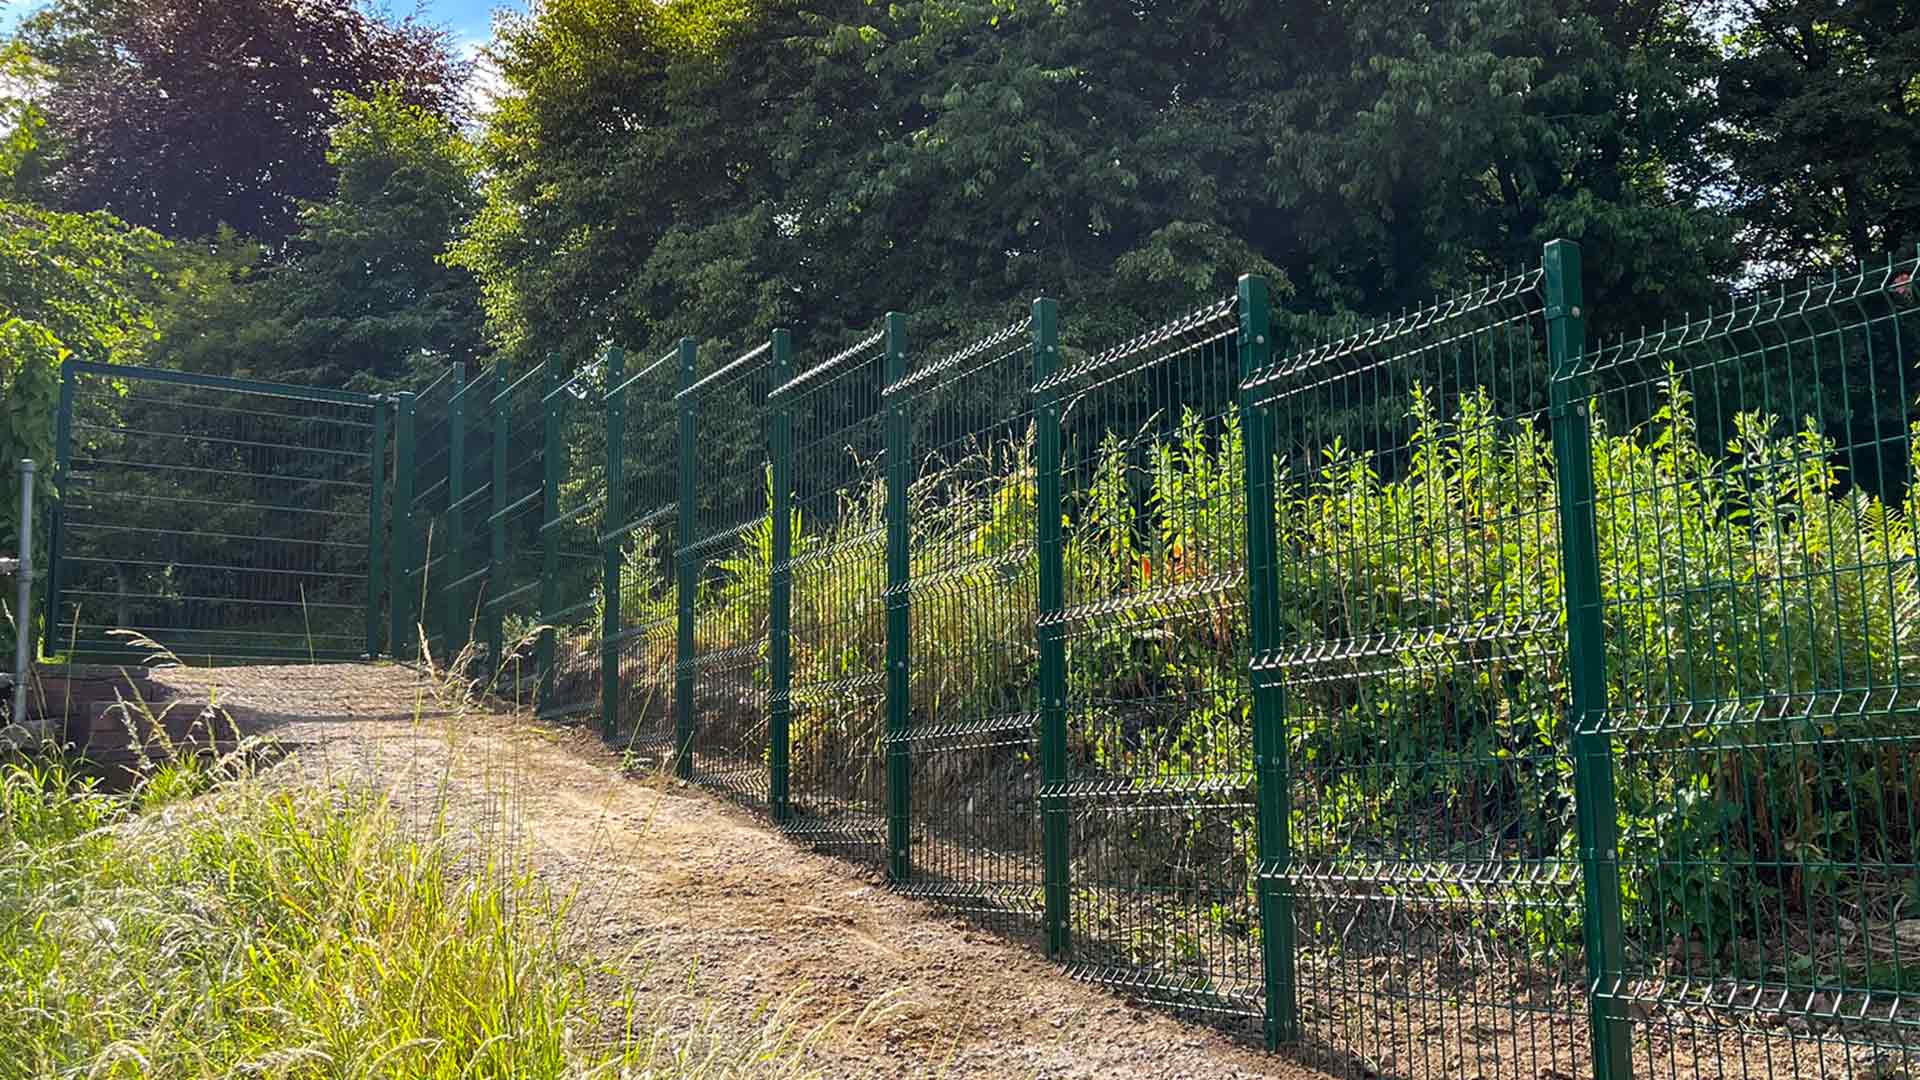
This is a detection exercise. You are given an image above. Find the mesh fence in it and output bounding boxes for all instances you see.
[51,363,379,665]
[270,239,1920,1079]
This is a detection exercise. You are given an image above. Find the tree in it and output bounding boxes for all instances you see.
[454,0,1735,381]
[15,0,466,243]
[145,85,486,389]
[1714,0,1920,268]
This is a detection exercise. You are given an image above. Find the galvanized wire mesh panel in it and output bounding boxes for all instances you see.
[777,330,889,862]
[1248,274,1591,1076]
[1572,254,1920,1079]
[1044,297,1262,1016]
[894,318,1044,930]
[539,364,605,725]
[681,342,774,802]
[52,363,378,664]
[608,346,681,763]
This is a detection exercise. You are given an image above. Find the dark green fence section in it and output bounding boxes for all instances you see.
[383,239,1920,1080]
[406,365,456,661]
[678,339,775,801]
[1247,269,1595,1075]
[1569,254,1920,1078]
[1044,295,1262,1017]
[772,328,891,863]
[537,357,606,724]
[47,361,381,665]
[894,316,1043,931]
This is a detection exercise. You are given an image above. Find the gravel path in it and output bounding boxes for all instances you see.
[166,662,1314,1079]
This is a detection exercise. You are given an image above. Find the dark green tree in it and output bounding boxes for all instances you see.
[1715,0,1920,267]
[14,0,466,242]
[147,86,486,389]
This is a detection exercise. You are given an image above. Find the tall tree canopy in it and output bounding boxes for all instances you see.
[145,85,486,388]
[1715,0,1920,267]
[453,0,1735,370]
[16,0,466,242]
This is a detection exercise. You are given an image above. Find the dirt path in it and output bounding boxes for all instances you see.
[160,662,1316,1079]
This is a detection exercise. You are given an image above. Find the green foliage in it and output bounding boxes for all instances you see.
[0,756,813,1077]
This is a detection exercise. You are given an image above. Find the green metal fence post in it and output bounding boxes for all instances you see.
[389,392,417,660]
[537,353,562,712]
[768,329,794,820]
[883,312,911,883]
[1545,239,1633,1080]
[42,360,74,659]
[1238,274,1299,1047]
[1032,297,1072,958]
[445,363,468,658]
[674,338,698,781]
[489,380,507,678]
[601,346,625,743]
[366,402,388,657]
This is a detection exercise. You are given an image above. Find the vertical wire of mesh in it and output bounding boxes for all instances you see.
[610,346,682,766]
[778,329,889,866]
[682,341,775,802]
[890,318,1044,931]
[1574,252,1920,1079]
[1247,273,1591,1077]
[538,363,607,725]
[1041,296,1263,1018]
[58,367,376,665]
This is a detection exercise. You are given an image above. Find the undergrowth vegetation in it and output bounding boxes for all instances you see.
[600,368,1920,973]
[0,747,812,1078]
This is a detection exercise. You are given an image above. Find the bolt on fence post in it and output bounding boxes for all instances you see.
[489,380,508,679]
[1032,297,1072,958]
[445,363,468,659]
[673,337,698,781]
[601,345,625,743]
[1545,239,1633,1080]
[537,352,562,713]
[768,329,794,821]
[883,312,912,884]
[366,402,388,658]
[389,392,417,660]
[1238,274,1299,1047]
[42,360,73,660]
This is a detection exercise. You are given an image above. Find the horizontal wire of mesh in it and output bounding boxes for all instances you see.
[539,363,607,725]
[683,343,774,805]
[892,318,1045,931]
[59,370,376,665]
[1250,273,1594,1078]
[778,330,889,863]
[1047,295,1262,1018]
[1574,253,1920,1079]
[610,347,681,765]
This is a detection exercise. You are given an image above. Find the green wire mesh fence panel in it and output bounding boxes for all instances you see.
[607,346,682,762]
[776,329,889,863]
[891,317,1044,930]
[680,340,774,802]
[51,362,379,665]
[1569,253,1920,1079]
[538,362,606,725]
[1247,273,1593,1076]
[409,366,455,662]
[1044,297,1261,1018]
[487,364,548,705]
[445,365,496,670]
